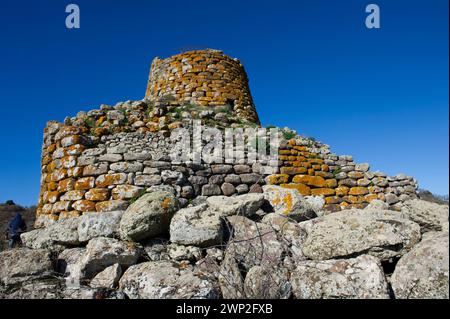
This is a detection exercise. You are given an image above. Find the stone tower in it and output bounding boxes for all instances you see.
[144,49,260,124]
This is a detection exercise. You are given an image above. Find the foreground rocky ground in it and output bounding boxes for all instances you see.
[0,185,448,299]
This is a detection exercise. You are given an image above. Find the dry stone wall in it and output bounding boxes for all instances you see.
[36,49,419,226]
[145,49,259,124]
[266,138,418,212]
[37,112,268,226]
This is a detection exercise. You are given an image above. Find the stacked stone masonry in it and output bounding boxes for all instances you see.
[36,50,418,224]
[266,139,418,212]
[37,118,268,223]
[145,49,259,124]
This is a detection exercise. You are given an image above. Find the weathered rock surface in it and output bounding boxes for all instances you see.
[0,249,54,285]
[57,247,85,277]
[119,261,220,299]
[78,237,141,279]
[262,185,323,221]
[218,251,245,299]
[90,263,122,289]
[119,191,180,241]
[400,199,449,233]
[244,266,291,299]
[225,216,284,270]
[78,211,124,242]
[299,209,421,261]
[206,194,265,217]
[391,232,449,299]
[21,218,80,249]
[290,255,390,299]
[170,204,223,247]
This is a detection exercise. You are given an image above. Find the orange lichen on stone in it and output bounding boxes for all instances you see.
[364,194,378,202]
[72,200,96,212]
[335,186,349,196]
[85,188,110,201]
[280,183,311,196]
[325,196,342,204]
[349,187,369,195]
[75,177,95,190]
[95,173,127,188]
[311,188,336,196]
[58,178,75,192]
[266,174,290,185]
[280,167,307,175]
[292,175,326,188]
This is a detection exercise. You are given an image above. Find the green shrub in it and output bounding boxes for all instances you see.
[282,130,296,140]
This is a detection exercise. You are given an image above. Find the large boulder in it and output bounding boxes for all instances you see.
[290,255,390,299]
[299,209,421,261]
[78,237,141,279]
[205,193,265,217]
[243,266,291,299]
[119,261,220,299]
[119,191,180,241]
[57,248,85,277]
[224,216,284,270]
[21,218,80,249]
[400,199,449,233]
[170,204,223,247]
[218,250,245,299]
[78,211,124,242]
[391,232,449,299]
[262,185,323,221]
[90,263,122,289]
[0,248,54,286]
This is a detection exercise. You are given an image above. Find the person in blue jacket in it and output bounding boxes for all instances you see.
[7,213,27,248]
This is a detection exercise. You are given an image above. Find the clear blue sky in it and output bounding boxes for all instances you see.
[0,0,448,206]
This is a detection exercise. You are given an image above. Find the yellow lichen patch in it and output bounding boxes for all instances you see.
[325,179,338,188]
[95,173,127,188]
[280,183,311,196]
[321,164,330,172]
[279,150,292,155]
[364,194,378,203]
[282,192,293,215]
[280,167,307,175]
[161,197,173,210]
[47,182,58,191]
[43,191,60,204]
[47,161,59,172]
[325,196,342,204]
[308,158,324,164]
[343,195,363,204]
[311,188,336,196]
[75,177,95,190]
[65,144,85,156]
[67,166,83,178]
[51,169,68,182]
[292,175,326,188]
[85,188,110,201]
[349,187,369,195]
[72,200,96,212]
[47,144,57,154]
[58,178,75,192]
[340,202,350,210]
[266,174,289,185]
[168,122,182,130]
[335,186,349,196]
